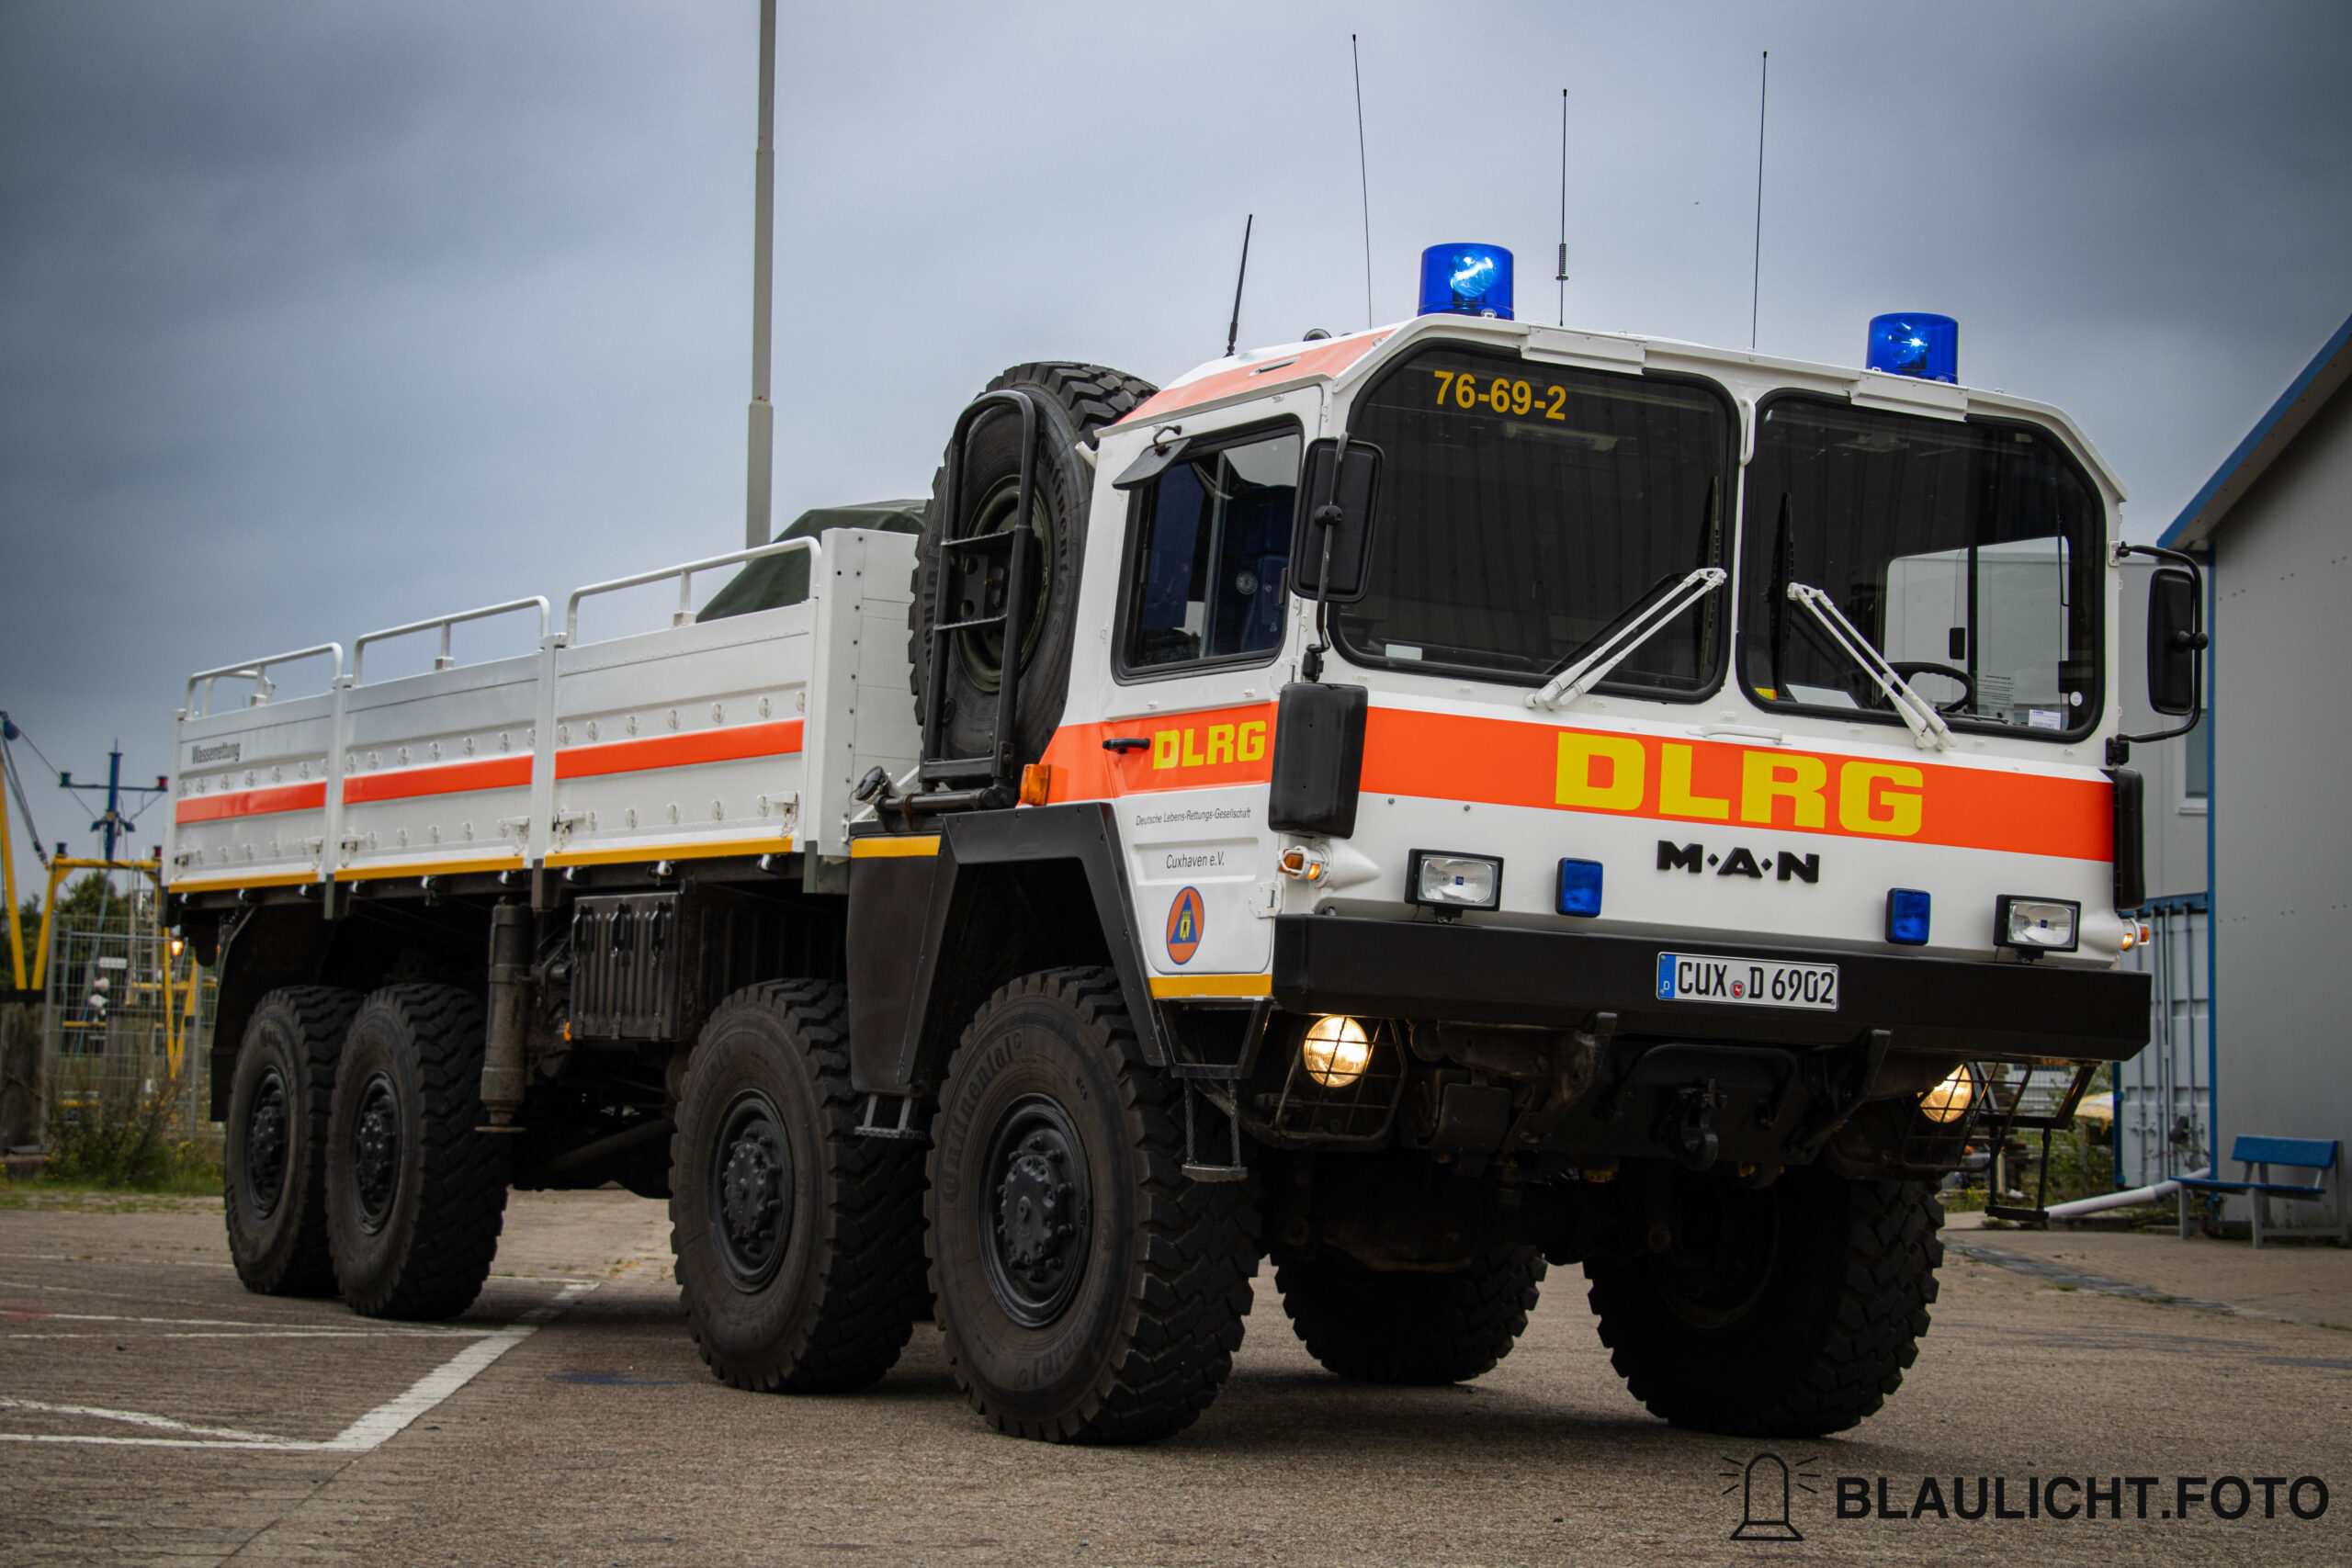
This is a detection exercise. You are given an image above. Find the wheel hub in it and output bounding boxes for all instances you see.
[244,1067,290,1218]
[710,1093,791,1290]
[351,1074,401,1234]
[980,1097,1091,1327]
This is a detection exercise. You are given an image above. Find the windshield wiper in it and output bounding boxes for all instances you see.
[1782,581,1955,750]
[1527,567,1728,711]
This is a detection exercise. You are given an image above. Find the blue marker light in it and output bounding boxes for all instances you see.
[1419,243,1515,320]
[1885,887,1932,946]
[1866,313,1958,383]
[1556,858,1604,918]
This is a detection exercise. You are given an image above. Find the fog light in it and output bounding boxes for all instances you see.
[1556,858,1603,918]
[1302,1015,1373,1089]
[1409,850,1501,910]
[1885,887,1931,946]
[1920,1065,1977,1124]
[1996,895,2080,953]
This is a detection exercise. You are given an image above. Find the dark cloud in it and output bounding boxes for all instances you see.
[4,0,2347,874]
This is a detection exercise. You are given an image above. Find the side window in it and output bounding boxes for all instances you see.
[1121,430,1301,672]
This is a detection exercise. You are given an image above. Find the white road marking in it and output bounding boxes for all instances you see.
[0,1280,595,1452]
[0,1398,285,1444]
[3,1310,475,1335]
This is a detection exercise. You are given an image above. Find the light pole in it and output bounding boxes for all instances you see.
[744,0,777,549]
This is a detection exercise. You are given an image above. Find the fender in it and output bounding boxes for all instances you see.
[846,801,1174,1096]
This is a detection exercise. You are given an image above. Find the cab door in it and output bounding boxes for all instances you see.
[1061,394,1316,992]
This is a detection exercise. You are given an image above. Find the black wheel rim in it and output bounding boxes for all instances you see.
[952,473,1053,694]
[351,1072,402,1235]
[978,1094,1091,1328]
[243,1066,290,1219]
[710,1091,792,1291]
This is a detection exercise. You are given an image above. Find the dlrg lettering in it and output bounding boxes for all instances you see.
[1152,721,1267,772]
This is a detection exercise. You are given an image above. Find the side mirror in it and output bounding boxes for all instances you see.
[2146,567,2203,716]
[1288,439,1383,603]
[1268,681,1368,837]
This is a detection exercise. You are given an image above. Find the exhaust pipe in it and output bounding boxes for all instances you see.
[481,902,532,1129]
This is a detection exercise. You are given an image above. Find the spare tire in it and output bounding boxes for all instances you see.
[908,362,1158,773]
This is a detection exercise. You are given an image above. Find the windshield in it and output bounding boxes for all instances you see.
[1334,344,1733,694]
[1739,397,2102,737]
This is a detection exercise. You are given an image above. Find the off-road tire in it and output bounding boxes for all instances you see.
[670,980,929,1393]
[927,968,1255,1443]
[323,985,508,1319]
[223,986,360,1296]
[1273,1246,1545,1384]
[907,363,1157,771]
[1584,1166,1942,1437]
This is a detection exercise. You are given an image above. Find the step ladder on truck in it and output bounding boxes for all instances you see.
[164,245,2200,1444]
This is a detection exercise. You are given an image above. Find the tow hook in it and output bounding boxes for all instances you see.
[1663,1079,1726,1171]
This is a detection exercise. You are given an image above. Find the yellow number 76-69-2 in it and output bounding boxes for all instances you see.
[1431,368,1568,420]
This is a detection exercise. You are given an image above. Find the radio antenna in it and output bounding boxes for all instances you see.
[1555,86,1569,326]
[1351,34,1374,329]
[1749,50,1769,352]
[1225,213,1254,358]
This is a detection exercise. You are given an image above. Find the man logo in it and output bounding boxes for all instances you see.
[1166,886,1205,965]
[1723,1452,1820,1540]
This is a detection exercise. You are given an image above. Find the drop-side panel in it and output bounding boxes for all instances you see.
[168,693,338,889]
[338,651,540,878]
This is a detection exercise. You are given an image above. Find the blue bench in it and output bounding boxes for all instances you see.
[2176,1135,2346,1247]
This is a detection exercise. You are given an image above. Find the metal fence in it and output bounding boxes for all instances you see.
[2114,895,2212,1188]
[39,897,218,1145]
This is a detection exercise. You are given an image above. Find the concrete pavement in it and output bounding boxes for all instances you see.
[2,1190,2346,1566]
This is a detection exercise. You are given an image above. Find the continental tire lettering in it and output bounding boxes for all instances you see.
[1659,742,1730,820]
[1839,761,1926,837]
[937,1032,1023,1202]
[1740,752,1828,829]
[1556,732,1644,811]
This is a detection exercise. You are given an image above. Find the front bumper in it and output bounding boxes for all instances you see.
[1272,914,2149,1062]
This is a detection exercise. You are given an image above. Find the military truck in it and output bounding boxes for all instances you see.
[165,246,2195,1443]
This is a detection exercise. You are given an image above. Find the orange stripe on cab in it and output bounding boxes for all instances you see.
[554,719,803,780]
[1039,703,1276,802]
[1043,702,2112,863]
[1359,709,2112,863]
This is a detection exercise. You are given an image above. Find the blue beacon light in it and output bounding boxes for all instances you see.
[1419,243,1514,320]
[1866,313,1958,383]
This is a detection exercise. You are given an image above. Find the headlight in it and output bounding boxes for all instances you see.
[1408,850,1501,911]
[1995,895,2080,953]
[1301,1015,1373,1089]
[1919,1065,1977,1124]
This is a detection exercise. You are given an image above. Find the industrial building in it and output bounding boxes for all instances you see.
[2132,310,2352,1228]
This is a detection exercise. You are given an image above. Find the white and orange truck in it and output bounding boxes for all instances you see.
[164,246,2199,1444]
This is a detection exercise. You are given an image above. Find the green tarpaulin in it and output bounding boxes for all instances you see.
[695,500,927,622]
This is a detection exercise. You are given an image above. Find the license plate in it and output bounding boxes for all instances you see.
[1655,952,1839,1011]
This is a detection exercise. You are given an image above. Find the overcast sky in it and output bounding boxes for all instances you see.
[4,0,2348,886]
